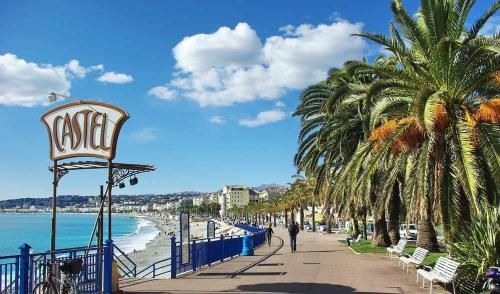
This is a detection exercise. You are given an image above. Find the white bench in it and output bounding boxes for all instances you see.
[346,234,361,246]
[386,239,407,259]
[417,257,460,294]
[399,247,429,273]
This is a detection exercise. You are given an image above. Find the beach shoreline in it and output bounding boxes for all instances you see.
[119,214,246,274]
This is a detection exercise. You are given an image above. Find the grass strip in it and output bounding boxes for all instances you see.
[338,240,447,266]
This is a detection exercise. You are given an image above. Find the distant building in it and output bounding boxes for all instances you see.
[249,189,260,203]
[258,190,269,201]
[223,185,249,209]
[209,191,221,204]
[193,195,209,206]
[178,198,193,208]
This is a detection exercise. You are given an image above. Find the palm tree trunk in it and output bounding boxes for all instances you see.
[372,209,391,247]
[360,207,368,240]
[325,210,332,234]
[387,182,401,245]
[312,202,316,232]
[352,217,360,237]
[299,206,304,230]
[416,217,440,252]
[370,189,391,247]
[273,213,277,227]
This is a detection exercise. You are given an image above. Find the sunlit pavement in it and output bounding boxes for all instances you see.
[121,228,446,294]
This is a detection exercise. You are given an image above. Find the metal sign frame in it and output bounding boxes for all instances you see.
[207,220,215,239]
[40,100,155,260]
[179,211,190,265]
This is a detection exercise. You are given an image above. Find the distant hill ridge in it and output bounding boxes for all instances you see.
[251,183,288,191]
[0,184,286,208]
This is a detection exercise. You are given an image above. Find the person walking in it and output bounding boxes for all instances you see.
[266,223,274,246]
[288,220,299,253]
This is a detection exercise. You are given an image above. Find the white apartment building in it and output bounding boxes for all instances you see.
[223,185,249,209]
[258,190,269,201]
[218,185,250,216]
[193,195,209,206]
[209,192,221,204]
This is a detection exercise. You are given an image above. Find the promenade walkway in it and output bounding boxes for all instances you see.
[121,228,445,294]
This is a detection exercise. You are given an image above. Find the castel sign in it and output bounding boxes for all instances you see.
[41,101,129,160]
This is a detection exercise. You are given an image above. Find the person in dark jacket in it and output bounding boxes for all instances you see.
[266,223,274,246]
[288,220,299,252]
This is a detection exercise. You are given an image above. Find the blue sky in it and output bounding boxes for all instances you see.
[0,0,497,199]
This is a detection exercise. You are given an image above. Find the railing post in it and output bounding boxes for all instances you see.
[104,239,113,294]
[191,240,197,271]
[170,236,176,279]
[220,234,224,263]
[207,238,211,267]
[19,243,31,294]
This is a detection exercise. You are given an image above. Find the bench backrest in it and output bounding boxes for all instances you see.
[396,239,407,251]
[433,257,460,282]
[411,247,429,263]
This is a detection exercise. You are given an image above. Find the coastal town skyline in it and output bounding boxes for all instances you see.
[1,0,497,200]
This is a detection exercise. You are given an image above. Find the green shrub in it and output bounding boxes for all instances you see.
[450,203,500,291]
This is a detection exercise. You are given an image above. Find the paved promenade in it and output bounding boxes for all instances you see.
[121,228,444,294]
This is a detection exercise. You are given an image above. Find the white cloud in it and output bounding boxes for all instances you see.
[66,60,103,78]
[239,110,286,127]
[148,86,177,101]
[152,20,367,107]
[209,115,226,124]
[130,127,158,142]
[275,100,286,108]
[0,53,132,106]
[173,23,263,73]
[278,25,296,36]
[0,53,70,107]
[480,16,500,36]
[97,71,133,84]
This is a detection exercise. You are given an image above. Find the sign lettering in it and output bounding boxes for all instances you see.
[41,101,129,160]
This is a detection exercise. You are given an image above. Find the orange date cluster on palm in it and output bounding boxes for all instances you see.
[474,98,500,124]
[368,117,425,154]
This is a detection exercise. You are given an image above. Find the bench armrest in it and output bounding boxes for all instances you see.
[423,266,433,271]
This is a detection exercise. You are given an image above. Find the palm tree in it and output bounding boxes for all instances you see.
[295,57,397,246]
[355,0,500,250]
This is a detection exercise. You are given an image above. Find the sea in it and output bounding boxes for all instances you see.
[0,213,159,256]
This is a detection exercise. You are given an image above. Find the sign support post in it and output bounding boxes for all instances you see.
[107,159,113,240]
[50,160,57,260]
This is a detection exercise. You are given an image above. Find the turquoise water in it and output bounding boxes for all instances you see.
[0,213,140,256]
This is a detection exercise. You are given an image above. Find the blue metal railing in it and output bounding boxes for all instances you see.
[29,245,103,294]
[168,224,267,278]
[113,245,136,278]
[136,258,171,278]
[0,255,19,294]
[0,243,110,294]
[0,224,268,293]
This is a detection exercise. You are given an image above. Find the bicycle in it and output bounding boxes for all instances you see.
[32,258,83,294]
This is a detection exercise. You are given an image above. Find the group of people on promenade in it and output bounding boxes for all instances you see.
[265,220,300,253]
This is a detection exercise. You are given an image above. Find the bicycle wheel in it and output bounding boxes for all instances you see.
[61,278,79,294]
[32,281,58,294]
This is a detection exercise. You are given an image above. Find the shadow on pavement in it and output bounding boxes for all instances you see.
[237,282,393,294]
[292,250,341,253]
[197,271,287,276]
